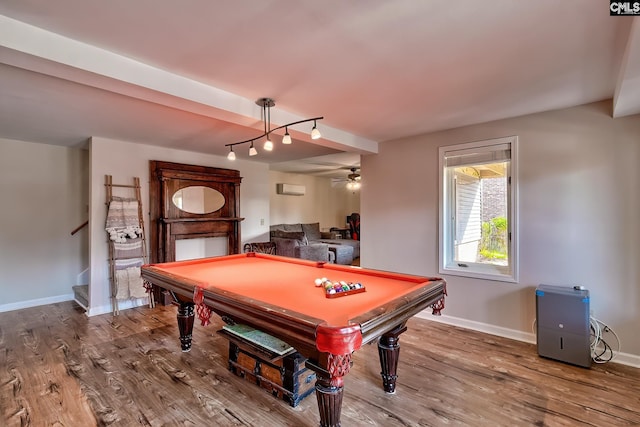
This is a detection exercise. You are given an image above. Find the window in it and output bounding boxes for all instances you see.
[439,136,518,282]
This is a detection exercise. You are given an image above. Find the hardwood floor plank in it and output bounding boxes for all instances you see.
[1,301,639,426]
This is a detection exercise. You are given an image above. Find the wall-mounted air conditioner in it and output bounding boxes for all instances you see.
[276,183,306,196]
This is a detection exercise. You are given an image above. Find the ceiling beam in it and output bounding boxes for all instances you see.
[0,14,378,154]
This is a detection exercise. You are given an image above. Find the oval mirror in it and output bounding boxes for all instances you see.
[172,186,225,214]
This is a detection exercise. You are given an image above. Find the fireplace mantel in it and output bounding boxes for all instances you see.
[149,161,243,263]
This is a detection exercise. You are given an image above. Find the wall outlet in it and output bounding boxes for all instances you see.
[260,218,264,226]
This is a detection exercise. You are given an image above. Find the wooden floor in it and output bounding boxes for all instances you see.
[1,301,639,426]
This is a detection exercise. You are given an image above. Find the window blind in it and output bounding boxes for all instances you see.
[443,143,511,167]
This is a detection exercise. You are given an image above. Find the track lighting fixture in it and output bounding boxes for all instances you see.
[263,138,273,151]
[225,98,323,159]
[311,120,321,140]
[282,127,292,144]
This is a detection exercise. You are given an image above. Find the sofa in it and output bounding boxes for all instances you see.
[269,229,334,263]
[270,222,360,265]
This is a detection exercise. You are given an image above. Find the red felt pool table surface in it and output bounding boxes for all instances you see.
[145,253,436,327]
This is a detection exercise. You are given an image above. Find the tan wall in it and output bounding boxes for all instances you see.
[269,170,360,231]
[88,137,271,315]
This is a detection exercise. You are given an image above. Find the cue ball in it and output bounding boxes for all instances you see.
[315,278,323,286]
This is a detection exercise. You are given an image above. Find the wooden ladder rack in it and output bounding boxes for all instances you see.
[105,175,153,314]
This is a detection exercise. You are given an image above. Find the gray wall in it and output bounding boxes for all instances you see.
[361,100,640,364]
[0,138,88,308]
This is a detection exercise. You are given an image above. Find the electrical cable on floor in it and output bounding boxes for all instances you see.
[590,316,621,364]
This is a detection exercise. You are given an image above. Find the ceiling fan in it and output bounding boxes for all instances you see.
[345,167,362,190]
[346,167,360,181]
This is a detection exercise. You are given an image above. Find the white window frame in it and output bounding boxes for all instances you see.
[438,136,518,282]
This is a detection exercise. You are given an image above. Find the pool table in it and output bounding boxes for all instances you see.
[141,253,446,427]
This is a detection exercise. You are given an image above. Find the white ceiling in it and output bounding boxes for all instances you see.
[0,1,638,178]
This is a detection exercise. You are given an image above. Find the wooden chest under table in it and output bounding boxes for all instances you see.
[219,325,316,407]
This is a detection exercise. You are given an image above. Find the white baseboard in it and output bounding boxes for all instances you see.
[610,352,640,368]
[417,311,537,343]
[0,294,149,318]
[0,293,75,313]
[416,311,640,369]
[87,297,149,317]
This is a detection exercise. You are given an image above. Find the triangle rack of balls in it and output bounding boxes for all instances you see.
[315,278,366,298]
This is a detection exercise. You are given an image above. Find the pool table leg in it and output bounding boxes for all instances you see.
[378,323,408,394]
[315,374,344,427]
[309,353,352,427]
[176,301,195,352]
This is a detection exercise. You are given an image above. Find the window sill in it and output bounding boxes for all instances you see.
[440,265,517,283]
